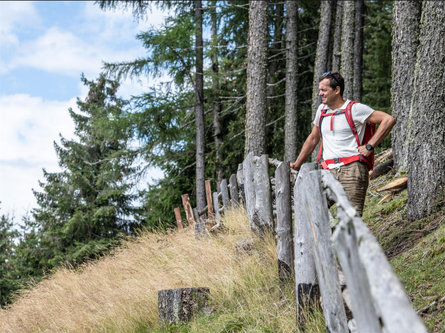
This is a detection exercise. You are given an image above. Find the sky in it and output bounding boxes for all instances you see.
[0,1,167,221]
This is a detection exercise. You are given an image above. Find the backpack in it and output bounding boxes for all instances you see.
[317,100,375,171]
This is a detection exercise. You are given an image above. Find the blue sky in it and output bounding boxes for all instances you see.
[0,1,167,220]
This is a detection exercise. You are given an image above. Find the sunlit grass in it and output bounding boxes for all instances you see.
[0,208,324,332]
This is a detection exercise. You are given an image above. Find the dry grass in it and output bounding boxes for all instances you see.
[0,208,320,332]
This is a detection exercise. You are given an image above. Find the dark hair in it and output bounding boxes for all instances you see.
[319,71,344,97]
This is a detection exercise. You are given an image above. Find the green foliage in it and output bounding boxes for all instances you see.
[0,211,19,306]
[31,75,138,270]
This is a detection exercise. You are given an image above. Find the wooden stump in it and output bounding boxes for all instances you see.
[220,179,230,209]
[236,163,245,205]
[229,174,239,207]
[158,287,210,325]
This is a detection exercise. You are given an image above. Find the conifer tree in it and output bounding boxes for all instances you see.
[32,75,137,267]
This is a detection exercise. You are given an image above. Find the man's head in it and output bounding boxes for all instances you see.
[319,71,344,97]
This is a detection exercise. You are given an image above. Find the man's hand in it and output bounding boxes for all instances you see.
[358,145,372,157]
[290,161,300,170]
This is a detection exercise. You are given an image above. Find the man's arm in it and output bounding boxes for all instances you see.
[290,125,321,170]
[358,110,396,157]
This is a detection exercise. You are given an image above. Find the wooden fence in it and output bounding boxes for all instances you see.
[174,152,427,333]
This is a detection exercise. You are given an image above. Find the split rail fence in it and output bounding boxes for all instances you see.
[173,152,427,333]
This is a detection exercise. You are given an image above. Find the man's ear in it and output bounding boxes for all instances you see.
[335,86,341,95]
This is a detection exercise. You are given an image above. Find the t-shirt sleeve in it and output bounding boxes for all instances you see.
[313,104,324,127]
[352,103,375,124]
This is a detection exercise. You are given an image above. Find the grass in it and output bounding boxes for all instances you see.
[0,208,325,332]
[1,170,443,332]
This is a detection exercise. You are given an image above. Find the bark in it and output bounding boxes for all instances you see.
[245,0,268,156]
[391,1,421,172]
[407,1,445,220]
[340,0,355,100]
[211,1,223,183]
[353,0,364,101]
[267,2,284,111]
[331,1,343,72]
[312,0,333,120]
[284,0,299,162]
[195,0,206,211]
[311,0,333,161]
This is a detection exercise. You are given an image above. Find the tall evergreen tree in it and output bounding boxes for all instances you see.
[32,75,137,267]
[0,210,18,306]
[407,1,445,220]
[340,0,355,100]
[391,0,421,172]
[284,0,299,162]
[245,0,268,156]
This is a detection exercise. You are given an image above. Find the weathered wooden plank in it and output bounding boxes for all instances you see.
[236,163,245,205]
[275,161,293,281]
[229,174,239,207]
[293,163,318,321]
[243,152,256,230]
[220,178,230,208]
[303,170,348,333]
[212,191,221,220]
[321,171,427,333]
[205,180,215,220]
[253,154,273,233]
[174,207,183,230]
[333,219,381,333]
[181,194,195,226]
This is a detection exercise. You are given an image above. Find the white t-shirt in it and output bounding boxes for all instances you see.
[313,100,374,161]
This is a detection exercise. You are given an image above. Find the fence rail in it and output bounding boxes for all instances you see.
[174,154,427,332]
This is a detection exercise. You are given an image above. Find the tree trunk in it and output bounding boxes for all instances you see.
[391,1,421,172]
[284,0,299,162]
[195,0,206,211]
[211,1,223,183]
[311,0,333,161]
[353,0,364,101]
[407,1,445,220]
[245,0,268,156]
[312,0,333,120]
[331,1,343,72]
[340,0,355,100]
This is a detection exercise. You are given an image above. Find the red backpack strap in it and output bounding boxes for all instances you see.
[343,101,360,145]
[317,105,328,162]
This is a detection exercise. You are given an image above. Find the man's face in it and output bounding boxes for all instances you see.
[318,78,339,105]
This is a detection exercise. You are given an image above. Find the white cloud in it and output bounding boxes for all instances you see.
[0,94,76,217]
[0,1,39,47]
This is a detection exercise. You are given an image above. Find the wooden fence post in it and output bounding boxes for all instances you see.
[229,174,239,207]
[243,152,256,230]
[253,154,273,233]
[174,207,183,230]
[321,171,428,333]
[303,170,348,333]
[236,163,245,205]
[212,191,221,220]
[220,179,230,209]
[293,162,318,321]
[181,194,195,227]
[205,180,214,221]
[275,161,293,282]
[333,219,381,333]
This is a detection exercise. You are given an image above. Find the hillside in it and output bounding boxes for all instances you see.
[0,173,443,332]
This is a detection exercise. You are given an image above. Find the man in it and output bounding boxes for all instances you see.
[290,72,396,215]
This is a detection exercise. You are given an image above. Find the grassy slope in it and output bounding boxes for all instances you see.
[0,171,443,332]
[363,172,445,333]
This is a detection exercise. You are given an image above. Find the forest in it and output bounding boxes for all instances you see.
[1,0,444,309]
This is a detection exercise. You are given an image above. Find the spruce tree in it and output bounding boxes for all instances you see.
[32,75,137,267]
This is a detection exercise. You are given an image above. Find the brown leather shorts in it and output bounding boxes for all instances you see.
[328,161,369,216]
